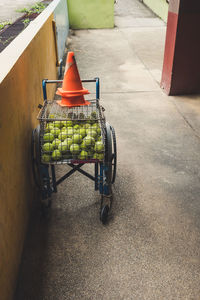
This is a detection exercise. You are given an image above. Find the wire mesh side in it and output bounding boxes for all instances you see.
[37,100,106,165]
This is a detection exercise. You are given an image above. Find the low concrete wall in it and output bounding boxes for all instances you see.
[143,0,168,22]
[0,0,68,298]
[67,0,114,29]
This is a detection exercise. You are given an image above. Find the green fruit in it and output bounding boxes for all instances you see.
[82,123,91,129]
[94,141,104,153]
[92,123,100,129]
[93,153,104,160]
[66,128,74,137]
[80,142,87,151]
[61,126,67,132]
[73,124,80,130]
[64,138,73,148]
[42,154,51,162]
[78,150,88,160]
[52,138,61,149]
[86,129,97,139]
[91,111,97,119]
[66,120,73,127]
[49,114,55,119]
[97,136,102,142]
[79,128,86,138]
[52,149,62,160]
[50,128,61,137]
[58,132,68,141]
[72,134,82,144]
[42,142,54,153]
[44,123,54,133]
[53,121,63,129]
[83,136,95,147]
[61,121,67,127]
[43,133,54,142]
[70,144,80,155]
[58,141,70,153]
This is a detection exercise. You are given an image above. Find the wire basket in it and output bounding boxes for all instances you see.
[37,99,106,164]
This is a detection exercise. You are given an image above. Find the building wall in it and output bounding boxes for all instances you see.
[143,0,169,22]
[0,5,61,299]
[67,0,114,29]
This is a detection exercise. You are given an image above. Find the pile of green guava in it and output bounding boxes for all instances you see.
[41,112,104,163]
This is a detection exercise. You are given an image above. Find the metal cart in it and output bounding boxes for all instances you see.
[31,78,117,224]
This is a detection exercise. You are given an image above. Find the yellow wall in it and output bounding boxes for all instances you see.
[0,15,57,300]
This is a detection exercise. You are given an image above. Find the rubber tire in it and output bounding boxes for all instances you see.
[100,205,109,224]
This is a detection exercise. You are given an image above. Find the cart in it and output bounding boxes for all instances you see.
[31,78,117,224]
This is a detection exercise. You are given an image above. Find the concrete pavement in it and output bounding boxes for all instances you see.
[15,0,200,299]
[0,0,43,23]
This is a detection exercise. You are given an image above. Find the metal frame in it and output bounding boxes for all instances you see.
[32,78,116,223]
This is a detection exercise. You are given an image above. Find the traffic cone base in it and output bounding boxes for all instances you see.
[56,96,90,107]
[56,87,89,98]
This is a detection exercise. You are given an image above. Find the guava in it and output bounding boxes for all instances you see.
[97,153,104,160]
[42,142,54,153]
[78,150,88,160]
[83,136,95,147]
[97,136,102,142]
[93,153,104,160]
[94,141,104,153]
[50,128,61,137]
[80,142,87,151]
[92,123,100,129]
[86,129,97,139]
[79,128,86,138]
[52,149,62,160]
[72,134,82,144]
[58,141,69,153]
[66,120,73,127]
[64,138,73,149]
[53,121,63,129]
[61,126,67,132]
[73,124,80,130]
[52,138,61,149]
[49,114,55,119]
[70,144,80,155]
[58,132,68,141]
[82,123,91,129]
[44,123,54,133]
[61,121,67,127]
[42,154,51,163]
[91,111,97,119]
[43,133,54,142]
[66,128,74,137]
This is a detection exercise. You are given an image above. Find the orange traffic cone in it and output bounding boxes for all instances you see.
[56,52,90,107]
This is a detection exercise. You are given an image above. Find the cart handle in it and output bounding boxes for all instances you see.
[42,78,100,102]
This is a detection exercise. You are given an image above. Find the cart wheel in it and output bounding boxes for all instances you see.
[31,125,41,188]
[41,199,52,217]
[105,122,117,185]
[100,205,109,224]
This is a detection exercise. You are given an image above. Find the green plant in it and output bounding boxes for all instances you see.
[0,21,11,31]
[22,18,30,27]
[16,2,46,15]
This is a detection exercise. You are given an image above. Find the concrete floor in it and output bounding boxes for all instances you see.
[15,0,200,299]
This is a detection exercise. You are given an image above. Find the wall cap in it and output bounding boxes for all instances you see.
[0,0,60,84]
